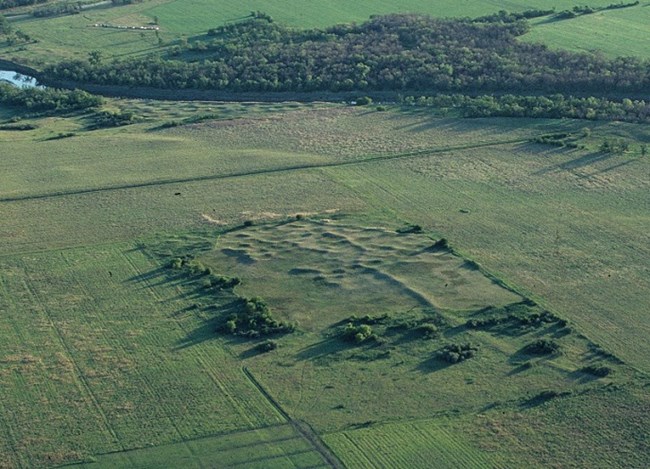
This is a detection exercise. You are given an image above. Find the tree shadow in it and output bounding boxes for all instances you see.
[174,299,242,350]
[415,355,454,373]
[295,338,346,361]
[125,266,168,283]
[506,362,534,376]
[520,390,570,409]
[174,316,221,350]
[567,369,600,384]
[533,151,615,175]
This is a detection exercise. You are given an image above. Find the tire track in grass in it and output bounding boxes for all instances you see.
[0,138,529,204]
[18,259,125,454]
[242,367,345,469]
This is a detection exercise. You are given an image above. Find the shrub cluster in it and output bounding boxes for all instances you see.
[169,257,241,289]
[0,83,102,113]
[396,224,422,234]
[401,94,650,124]
[341,323,376,344]
[223,297,295,338]
[88,110,136,129]
[525,339,560,355]
[0,0,47,10]
[430,238,449,250]
[255,340,278,353]
[416,323,438,339]
[466,303,560,331]
[436,343,478,363]
[600,138,630,154]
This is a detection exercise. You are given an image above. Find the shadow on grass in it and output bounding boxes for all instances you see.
[239,346,267,360]
[520,390,571,409]
[415,355,454,373]
[534,151,616,175]
[567,370,600,384]
[507,362,534,376]
[295,338,346,361]
[174,299,242,350]
[125,266,168,283]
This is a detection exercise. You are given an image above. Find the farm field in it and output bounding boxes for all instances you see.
[1,0,649,465]
[0,244,288,467]
[144,0,620,33]
[1,100,649,467]
[84,425,328,468]
[1,0,645,67]
[524,4,650,59]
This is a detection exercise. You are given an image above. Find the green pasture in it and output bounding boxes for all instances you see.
[156,216,642,466]
[455,384,650,468]
[525,4,650,59]
[204,219,522,325]
[85,424,328,468]
[144,0,621,33]
[1,102,649,467]
[324,419,497,469]
[0,245,285,466]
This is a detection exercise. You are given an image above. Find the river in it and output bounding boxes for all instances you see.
[0,70,42,88]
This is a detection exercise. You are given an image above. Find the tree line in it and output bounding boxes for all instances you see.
[0,0,48,11]
[44,14,650,95]
[0,83,102,112]
[399,94,650,123]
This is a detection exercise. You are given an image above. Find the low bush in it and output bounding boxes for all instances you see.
[437,343,478,363]
[416,323,438,339]
[525,339,560,355]
[222,297,295,338]
[255,340,278,353]
[342,323,375,343]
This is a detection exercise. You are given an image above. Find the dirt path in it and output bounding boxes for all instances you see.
[242,367,345,469]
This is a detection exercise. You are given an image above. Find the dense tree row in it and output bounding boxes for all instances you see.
[555,1,639,19]
[32,2,80,17]
[0,0,48,11]
[0,83,102,111]
[45,14,650,96]
[400,94,650,123]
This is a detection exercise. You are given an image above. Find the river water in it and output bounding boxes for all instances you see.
[0,70,42,88]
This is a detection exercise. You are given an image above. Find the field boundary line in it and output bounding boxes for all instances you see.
[0,137,528,203]
[55,423,293,467]
[242,367,345,469]
[0,239,135,259]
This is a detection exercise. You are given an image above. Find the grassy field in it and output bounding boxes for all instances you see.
[154,216,645,466]
[144,0,620,33]
[324,419,498,469]
[1,101,649,467]
[0,244,288,466]
[524,4,650,59]
[85,425,328,468]
[1,0,643,67]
